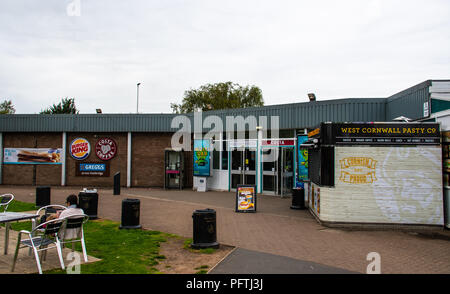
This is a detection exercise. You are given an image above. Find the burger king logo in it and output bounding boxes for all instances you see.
[95,138,117,161]
[70,138,91,160]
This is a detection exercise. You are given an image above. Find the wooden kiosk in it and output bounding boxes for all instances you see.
[301,122,444,227]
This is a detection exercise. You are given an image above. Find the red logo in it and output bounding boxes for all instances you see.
[95,138,117,161]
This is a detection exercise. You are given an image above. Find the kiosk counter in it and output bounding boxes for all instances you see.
[302,122,444,227]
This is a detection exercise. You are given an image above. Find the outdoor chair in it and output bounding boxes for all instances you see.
[11,218,66,274]
[59,214,89,263]
[0,194,14,213]
[32,205,67,231]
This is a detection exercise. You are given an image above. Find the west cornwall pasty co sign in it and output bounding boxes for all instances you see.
[331,123,440,145]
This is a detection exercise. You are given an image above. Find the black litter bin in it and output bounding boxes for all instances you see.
[113,172,120,195]
[291,188,306,210]
[120,198,141,229]
[78,189,99,220]
[191,209,219,249]
[36,186,51,207]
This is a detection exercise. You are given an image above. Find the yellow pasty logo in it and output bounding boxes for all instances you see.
[340,157,377,184]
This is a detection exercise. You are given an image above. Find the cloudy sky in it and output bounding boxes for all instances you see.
[0,0,449,114]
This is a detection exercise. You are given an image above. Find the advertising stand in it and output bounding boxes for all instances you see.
[302,122,444,227]
[235,184,257,213]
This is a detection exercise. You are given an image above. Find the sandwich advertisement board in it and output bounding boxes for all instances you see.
[3,148,62,164]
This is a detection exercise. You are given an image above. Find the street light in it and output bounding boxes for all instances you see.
[136,82,141,113]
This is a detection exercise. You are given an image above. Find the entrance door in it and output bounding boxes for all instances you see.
[280,148,294,197]
[262,148,278,195]
[230,150,243,189]
[230,148,256,190]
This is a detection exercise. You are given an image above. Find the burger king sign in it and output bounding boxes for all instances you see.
[70,138,91,160]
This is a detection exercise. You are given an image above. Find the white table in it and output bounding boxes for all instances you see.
[0,212,38,255]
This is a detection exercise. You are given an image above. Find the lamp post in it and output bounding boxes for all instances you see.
[136,83,141,113]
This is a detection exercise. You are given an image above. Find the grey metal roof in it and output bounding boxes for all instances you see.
[0,80,444,133]
[0,98,387,133]
[386,80,432,121]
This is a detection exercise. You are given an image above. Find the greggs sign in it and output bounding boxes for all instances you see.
[70,138,91,160]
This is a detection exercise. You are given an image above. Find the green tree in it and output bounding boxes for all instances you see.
[0,99,16,114]
[40,97,79,114]
[171,82,264,114]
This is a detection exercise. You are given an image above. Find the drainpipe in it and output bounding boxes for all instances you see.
[61,132,66,186]
[127,132,132,188]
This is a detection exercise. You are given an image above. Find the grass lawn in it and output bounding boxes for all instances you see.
[10,219,174,274]
[4,200,37,212]
[6,200,177,274]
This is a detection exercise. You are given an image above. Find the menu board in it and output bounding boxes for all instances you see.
[235,185,257,213]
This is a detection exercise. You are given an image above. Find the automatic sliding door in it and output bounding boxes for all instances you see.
[231,150,243,189]
[281,148,294,197]
[262,148,277,195]
[244,149,256,186]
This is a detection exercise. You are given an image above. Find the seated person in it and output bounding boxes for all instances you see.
[46,194,85,240]
[47,194,84,221]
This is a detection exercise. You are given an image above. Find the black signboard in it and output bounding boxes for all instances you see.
[333,123,441,145]
[235,185,257,213]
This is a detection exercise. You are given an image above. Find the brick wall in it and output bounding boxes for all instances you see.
[131,133,193,188]
[66,133,128,187]
[2,132,194,188]
[2,132,62,185]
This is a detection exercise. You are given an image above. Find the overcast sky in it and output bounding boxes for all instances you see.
[0,0,449,114]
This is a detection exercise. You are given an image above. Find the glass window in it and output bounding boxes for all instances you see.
[222,150,228,170]
[213,149,220,170]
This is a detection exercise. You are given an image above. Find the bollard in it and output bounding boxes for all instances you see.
[36,186,51,207]
[78,188,99,219]
[191,209,219,249]
[113,172,120,195]
[291,188,306,210]
[120,199,141,229]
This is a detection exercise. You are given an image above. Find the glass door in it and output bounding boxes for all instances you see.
[231,149,244,189]
[244,149,256,186]
[281,148,294,197]
[230,147,257,190]
[262,148,277,195]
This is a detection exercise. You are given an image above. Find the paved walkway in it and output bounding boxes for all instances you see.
[209,248,358,274]
[2,186,450,274]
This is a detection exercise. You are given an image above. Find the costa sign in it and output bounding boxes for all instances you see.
[95,138,117,161]
[70,138,91,160]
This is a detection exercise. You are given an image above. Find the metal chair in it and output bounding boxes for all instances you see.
[59,214,89,263]
[11,218,66,274]
[32,205,67,231]
[0,194,14,213]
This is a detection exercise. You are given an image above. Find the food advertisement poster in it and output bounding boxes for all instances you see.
[3,148,62,164]
[296,135,309,188]
[193,139,210,177]
[235,185,257,213]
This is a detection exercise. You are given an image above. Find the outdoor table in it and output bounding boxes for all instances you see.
[0,212,39,255]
